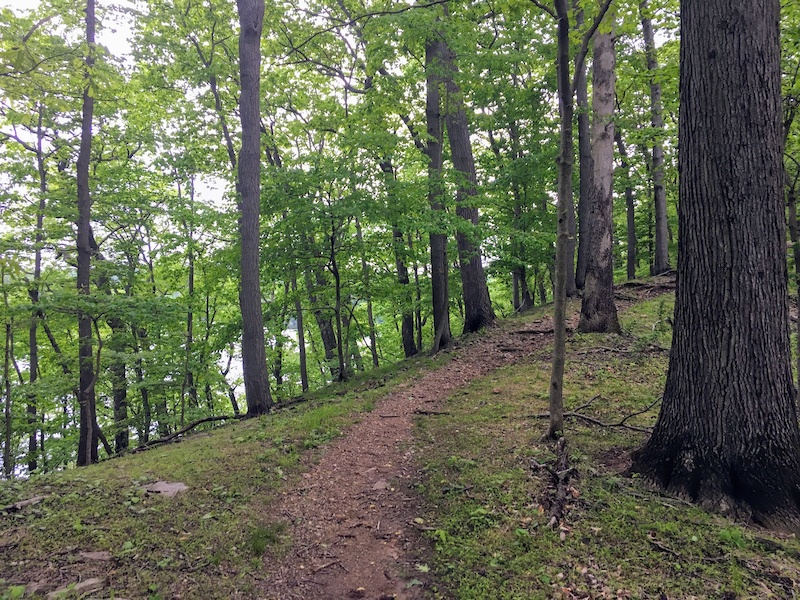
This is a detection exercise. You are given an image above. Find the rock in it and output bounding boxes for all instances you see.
[144,481,188,498]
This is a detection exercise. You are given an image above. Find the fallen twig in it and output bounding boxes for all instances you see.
[413,409,449,416]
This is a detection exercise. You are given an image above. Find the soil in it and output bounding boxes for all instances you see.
[259,310,572,600]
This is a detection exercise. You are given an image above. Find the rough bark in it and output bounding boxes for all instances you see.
[438,40,495,333]
[237,0,272,416]
[76,0,98,466]
[425,38,452,353]
[578,22,620,334]
[640,0,670,274]
[631,0,800,531]
[615,130,638,280]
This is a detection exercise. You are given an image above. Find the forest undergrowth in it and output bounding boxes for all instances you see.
[1,284,800,599]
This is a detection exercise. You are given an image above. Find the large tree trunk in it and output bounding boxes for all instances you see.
[640,0,670,275]
[76,0,98,466]
[425,38,452,353]
[574,3,592,291]
[578,21,620,334]
[236,0,272,416]
[438,41,495,333]
[631,0,800,531]
[615,130,638,280]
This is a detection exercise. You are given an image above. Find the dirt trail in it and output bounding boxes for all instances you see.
[259,313,567,600]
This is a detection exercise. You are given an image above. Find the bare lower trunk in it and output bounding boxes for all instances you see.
[291,275,309,392]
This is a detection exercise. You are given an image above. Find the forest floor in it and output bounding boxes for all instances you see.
[3,275,800,599]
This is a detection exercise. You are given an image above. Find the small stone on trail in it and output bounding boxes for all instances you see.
[372,479,389,490]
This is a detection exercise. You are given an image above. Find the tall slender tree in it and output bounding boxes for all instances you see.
[76,0,99,465]
[640,0,670,275]
[237,0,272,416]
[631,0,800,530]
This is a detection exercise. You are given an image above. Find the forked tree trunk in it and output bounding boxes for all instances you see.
[640,0,670,274]
[425,38,452,353]
[631,0,800,531]
[578,20,620,334]
[76,0,98,466]
[236,0,273,416]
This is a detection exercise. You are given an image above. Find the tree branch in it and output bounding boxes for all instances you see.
[571,0,614,95]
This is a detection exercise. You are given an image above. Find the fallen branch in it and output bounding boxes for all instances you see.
[529,397,659,434]
[413,409,449,416]
[133,415,241,451]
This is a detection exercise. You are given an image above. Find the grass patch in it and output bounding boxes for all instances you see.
[0,349,452,599]
[415,293,800,599]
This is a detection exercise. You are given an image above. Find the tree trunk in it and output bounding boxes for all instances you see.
[291,274,309,392]
[631,0,800,531]
[27,105,47,473]
[425,38,452,353]
[305,267,339,379]
[574,4,592,291]
[76,0,98,466]
[615,130,638,280]
[548,0,574,439]
[237,0,272,416]
[578,20,620,334]
[3,322,12,478]
[438,40,496,333]
[355,219,379,367]
[640,0,670,275]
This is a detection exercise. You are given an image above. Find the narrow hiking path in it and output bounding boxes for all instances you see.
[259,311,573,600]
[260,279,675,600]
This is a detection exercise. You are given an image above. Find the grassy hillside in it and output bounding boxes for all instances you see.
[2,289,800,599]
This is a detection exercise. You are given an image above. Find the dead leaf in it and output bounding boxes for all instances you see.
[144,481,188,498]
[372,479,389,491]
